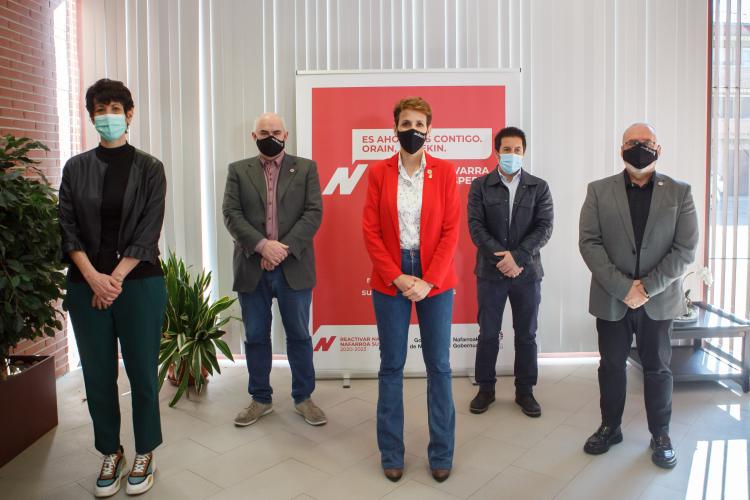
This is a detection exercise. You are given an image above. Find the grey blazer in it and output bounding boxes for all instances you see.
[222,154,322,293]
[579,172,699,321]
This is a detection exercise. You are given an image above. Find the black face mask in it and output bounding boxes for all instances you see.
[397,129,426,154]
[256,136,285,157]
[622,142,658,170]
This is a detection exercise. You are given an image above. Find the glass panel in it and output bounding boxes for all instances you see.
[709,0,750,318]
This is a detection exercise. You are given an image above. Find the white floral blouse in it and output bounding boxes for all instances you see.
[397,153,426,250]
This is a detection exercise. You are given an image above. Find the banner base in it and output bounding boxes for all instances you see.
[314,368,515,382]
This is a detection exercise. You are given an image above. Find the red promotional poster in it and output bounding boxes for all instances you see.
[296,72,521,376]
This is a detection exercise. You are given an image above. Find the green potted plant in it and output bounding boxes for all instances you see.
[158,251,236,407]
[0,135,66,466]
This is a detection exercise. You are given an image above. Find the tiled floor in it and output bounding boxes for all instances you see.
[1,358,748,499]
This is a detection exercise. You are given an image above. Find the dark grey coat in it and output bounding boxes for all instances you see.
[58,148,166,266]
[579,172,699,321]
[222,154,322,293]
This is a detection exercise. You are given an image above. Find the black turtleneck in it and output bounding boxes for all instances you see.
[98,143,135,257]
[69,143,163,282]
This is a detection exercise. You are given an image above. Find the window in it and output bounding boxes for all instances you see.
[53,0,81,166]
[708,0,750,361]
[53,0,82,369]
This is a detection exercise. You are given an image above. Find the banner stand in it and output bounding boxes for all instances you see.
[296,70,522,381]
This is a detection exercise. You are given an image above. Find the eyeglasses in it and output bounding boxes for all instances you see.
[256,130,285,138]
[624,139,656,149]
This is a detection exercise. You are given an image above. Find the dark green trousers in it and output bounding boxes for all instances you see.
[65,276,166,455]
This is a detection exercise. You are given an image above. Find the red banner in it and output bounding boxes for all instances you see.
[312,85,506,338]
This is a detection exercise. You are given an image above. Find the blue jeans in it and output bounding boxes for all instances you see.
[372,249,455,470]
[475,277,541,394]
[238,267,315,404]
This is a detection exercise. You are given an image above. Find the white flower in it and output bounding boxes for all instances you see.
[682,266,713,301]
[696,266,713,288]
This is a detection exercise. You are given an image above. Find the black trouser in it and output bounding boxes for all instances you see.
[597,308,673,437]
[475,277,541,394]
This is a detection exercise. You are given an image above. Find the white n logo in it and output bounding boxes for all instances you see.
[322,164,368,195]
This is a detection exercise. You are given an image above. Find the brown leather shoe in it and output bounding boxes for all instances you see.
[383,468,403,482]
[431,468,451,482]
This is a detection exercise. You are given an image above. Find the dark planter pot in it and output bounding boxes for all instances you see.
[0,355,58,467]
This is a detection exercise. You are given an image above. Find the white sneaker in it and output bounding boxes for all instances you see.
[125,452,156,495]
[94,447,127,498]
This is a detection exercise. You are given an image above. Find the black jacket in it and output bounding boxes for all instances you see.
[468,169,554,282]
[58,148,167,267]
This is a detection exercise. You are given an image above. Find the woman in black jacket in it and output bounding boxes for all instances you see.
[59,79,166,497]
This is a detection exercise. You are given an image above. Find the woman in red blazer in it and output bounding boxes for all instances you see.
[362,97,460,483]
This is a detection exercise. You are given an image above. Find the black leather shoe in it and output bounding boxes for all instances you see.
[469,390,495,414]
[583,424,623,455]
[431,468,451,482]
[650,435,677,469]
[515,393,541,417]
[383,468,403,482]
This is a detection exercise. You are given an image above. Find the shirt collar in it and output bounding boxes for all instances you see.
[397,152,426,180]
[499,168,523,187]
[261,152,284,170]
[623,169,655,189]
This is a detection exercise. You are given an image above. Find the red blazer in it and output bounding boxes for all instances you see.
[362,152,460,297]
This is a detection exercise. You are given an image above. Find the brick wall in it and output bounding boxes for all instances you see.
[1,0,72,378]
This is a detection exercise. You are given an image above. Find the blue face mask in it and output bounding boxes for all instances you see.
[498,153,523,175]
[94,114,128,142]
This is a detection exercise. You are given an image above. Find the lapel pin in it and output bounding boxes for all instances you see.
[658,181,663,186]
[290,168,295,173]
[427,169,433,179]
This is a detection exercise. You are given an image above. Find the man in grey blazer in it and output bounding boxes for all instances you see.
[579,123,698,469]
[223,112,326,427]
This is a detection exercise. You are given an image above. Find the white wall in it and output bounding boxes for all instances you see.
[80,0,708,353]
[528,0,709,351]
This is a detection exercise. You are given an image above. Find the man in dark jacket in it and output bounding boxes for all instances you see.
[467,127,554,417]
[579,123,698,469]
[223,112,326,427]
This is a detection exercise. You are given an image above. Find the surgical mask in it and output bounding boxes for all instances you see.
[256,136,285,157]
[622,142,658,169]
[498,153,523,175]
[94,114,128,142]
[397,129,426,154]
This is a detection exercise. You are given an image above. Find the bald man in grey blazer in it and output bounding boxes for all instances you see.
[223,112,326,428]
[579,123,698,469]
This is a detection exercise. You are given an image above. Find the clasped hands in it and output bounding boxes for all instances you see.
[259,240,289,271]
[623,280,649,309]
[393,274,433,302]
[87,272,123,310]
[494,251,523,278]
